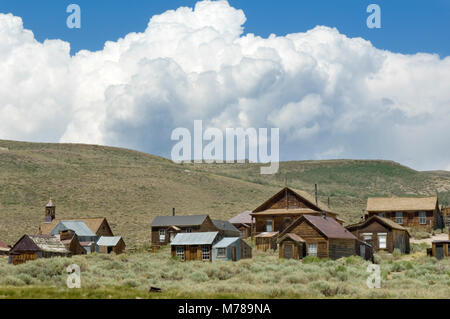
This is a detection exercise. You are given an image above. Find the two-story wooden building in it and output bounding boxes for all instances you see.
[366,196,443,230]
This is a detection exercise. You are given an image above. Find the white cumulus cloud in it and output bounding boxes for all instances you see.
[0,0,449,170]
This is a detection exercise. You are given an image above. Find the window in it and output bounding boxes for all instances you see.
[186,228,193,233]
[308,243,318,257]
[217,248,226,258]
[379,213,385,218]
[419,212,426,225]
[396,212,403,224]
[266,220,273,232]
[201,246,210,260]
[159,229,165,242]
[176,246,185,260]
[243,246,248,258]
[378,233,387,249]
[363,233,372,242]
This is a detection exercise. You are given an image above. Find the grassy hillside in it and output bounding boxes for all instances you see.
[1,139,449,246]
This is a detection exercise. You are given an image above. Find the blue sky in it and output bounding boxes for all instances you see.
[1,0,450,56]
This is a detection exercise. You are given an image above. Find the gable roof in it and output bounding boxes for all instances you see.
[212,220,240,233]
[277,233,305,244]
[0,240,9,252]
[346,216,410,235]
[151,215,209,227]
[97,236,123,247]
[10,235,69,255]
[40,217,110,236]
[229,211,253,224]
[170,232,219,246]
[280,215,356,240]
[50,221,96,237]
[252,187,335,214]
[367,196,438,212]
[213,237,240,248]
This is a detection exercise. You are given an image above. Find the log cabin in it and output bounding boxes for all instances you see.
[346,215,410,254]
[366,196,444,230]
[170,232,219,261]
[250,187,344,250]
[228,211,253,239]
[151,215,218,247]
[277,214,357,260]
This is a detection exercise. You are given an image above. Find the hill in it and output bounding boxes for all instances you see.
[1,139,449,247]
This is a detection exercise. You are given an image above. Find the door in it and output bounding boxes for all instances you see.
[360,245,366,259]
[435,244,444,260]
[231,246,237,261]
[190,246,197,261]
[284,244,292,259]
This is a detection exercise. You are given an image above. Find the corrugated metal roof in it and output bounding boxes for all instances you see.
[97,236,122,246]
[228,211,253,224]
[212,220,240,233]
[151,215,208,227]
[170,232,218,246]
[213,237,240,248]
[50,221,96,237]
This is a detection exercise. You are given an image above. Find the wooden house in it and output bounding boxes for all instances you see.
[8,235,71,265]
[430,241,449,260]
[212,220,241,238]
[277,214,357,260]
[151,215,218,247]
[96,236,126,254]
[170,232,219,261]
[50,220,98,253]
[346,216,410,254]
[228,211,253,239]
[250,187,343,250]
[366,196,443,230]
[58,230,87,255]
[212,237,252,262]
[39,200,114,237]
[442,206,450,227]
[0,240,10,256]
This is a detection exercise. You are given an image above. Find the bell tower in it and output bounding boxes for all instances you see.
[45,199,56,222]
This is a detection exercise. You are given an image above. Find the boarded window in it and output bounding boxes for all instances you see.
[308,243,318,257]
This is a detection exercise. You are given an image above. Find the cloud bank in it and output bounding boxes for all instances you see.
[1,0,449,170]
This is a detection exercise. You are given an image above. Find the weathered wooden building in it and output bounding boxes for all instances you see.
[366,196,443,230]
[277,214,357,260]
[212,237,252,262]
[346,216,410,254]
[96,236,126,254]
[58,230,87,255]
[151,215,218,247]
[8,235,72,265]
[255,232,279,251]
[170,232,219,261]
[430,241,449,260]
[212,220,241,238]
[442,206,450,227]
[0,240,10,256]
[251,187,343,239]
[228,211,253,239]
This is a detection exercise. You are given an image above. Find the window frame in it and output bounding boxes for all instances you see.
[378,233,387,249]
[307,243,318,257]
[159,229,166,242]
[395,212,403,224]
[201,245,210,261]
[176,246,185,260]
[266,219,273,232]
[217,247,227,258]
[419,211,426,225]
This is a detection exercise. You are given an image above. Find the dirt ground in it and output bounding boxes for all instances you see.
[410,233,449,245]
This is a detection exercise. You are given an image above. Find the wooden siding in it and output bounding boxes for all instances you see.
[431,242,449,259]
[11,252,38,265]
[290,221,329,258]
[328,239,356,260]
[171,245,212,262]
[278,240,304,260]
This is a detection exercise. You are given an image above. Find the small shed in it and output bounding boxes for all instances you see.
[96,236,126,254]
[0,240,10,256]
[212,237,252,262]
[431,240,449,260]
[170,232,219,262]
[277,233,305,260]
[255,232,279,251]
[8,235,71,265]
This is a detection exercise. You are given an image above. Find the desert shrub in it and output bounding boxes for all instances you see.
[302,256,323,264]
[190,271,209,283]
[392,248,402,258]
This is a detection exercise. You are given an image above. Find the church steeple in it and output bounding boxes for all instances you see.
[45,199,56,222]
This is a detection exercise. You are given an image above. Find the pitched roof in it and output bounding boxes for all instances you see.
[302,215,356,240]
[97,236,123,247]
[255,232,279,238]
[346,216,410,234]
[40,217,109,235]
[228,211,253,224]
[50,221,96,237]
[170,232,219,246]
[151,215,209,227]
[366,196,438,212]
[251,208,325,216]
[212,220,240,233]
[46,199,55,207]
[213,237,240,248]
[10,235,70,254]
[0,240,9,252]
[277,233,305,244]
